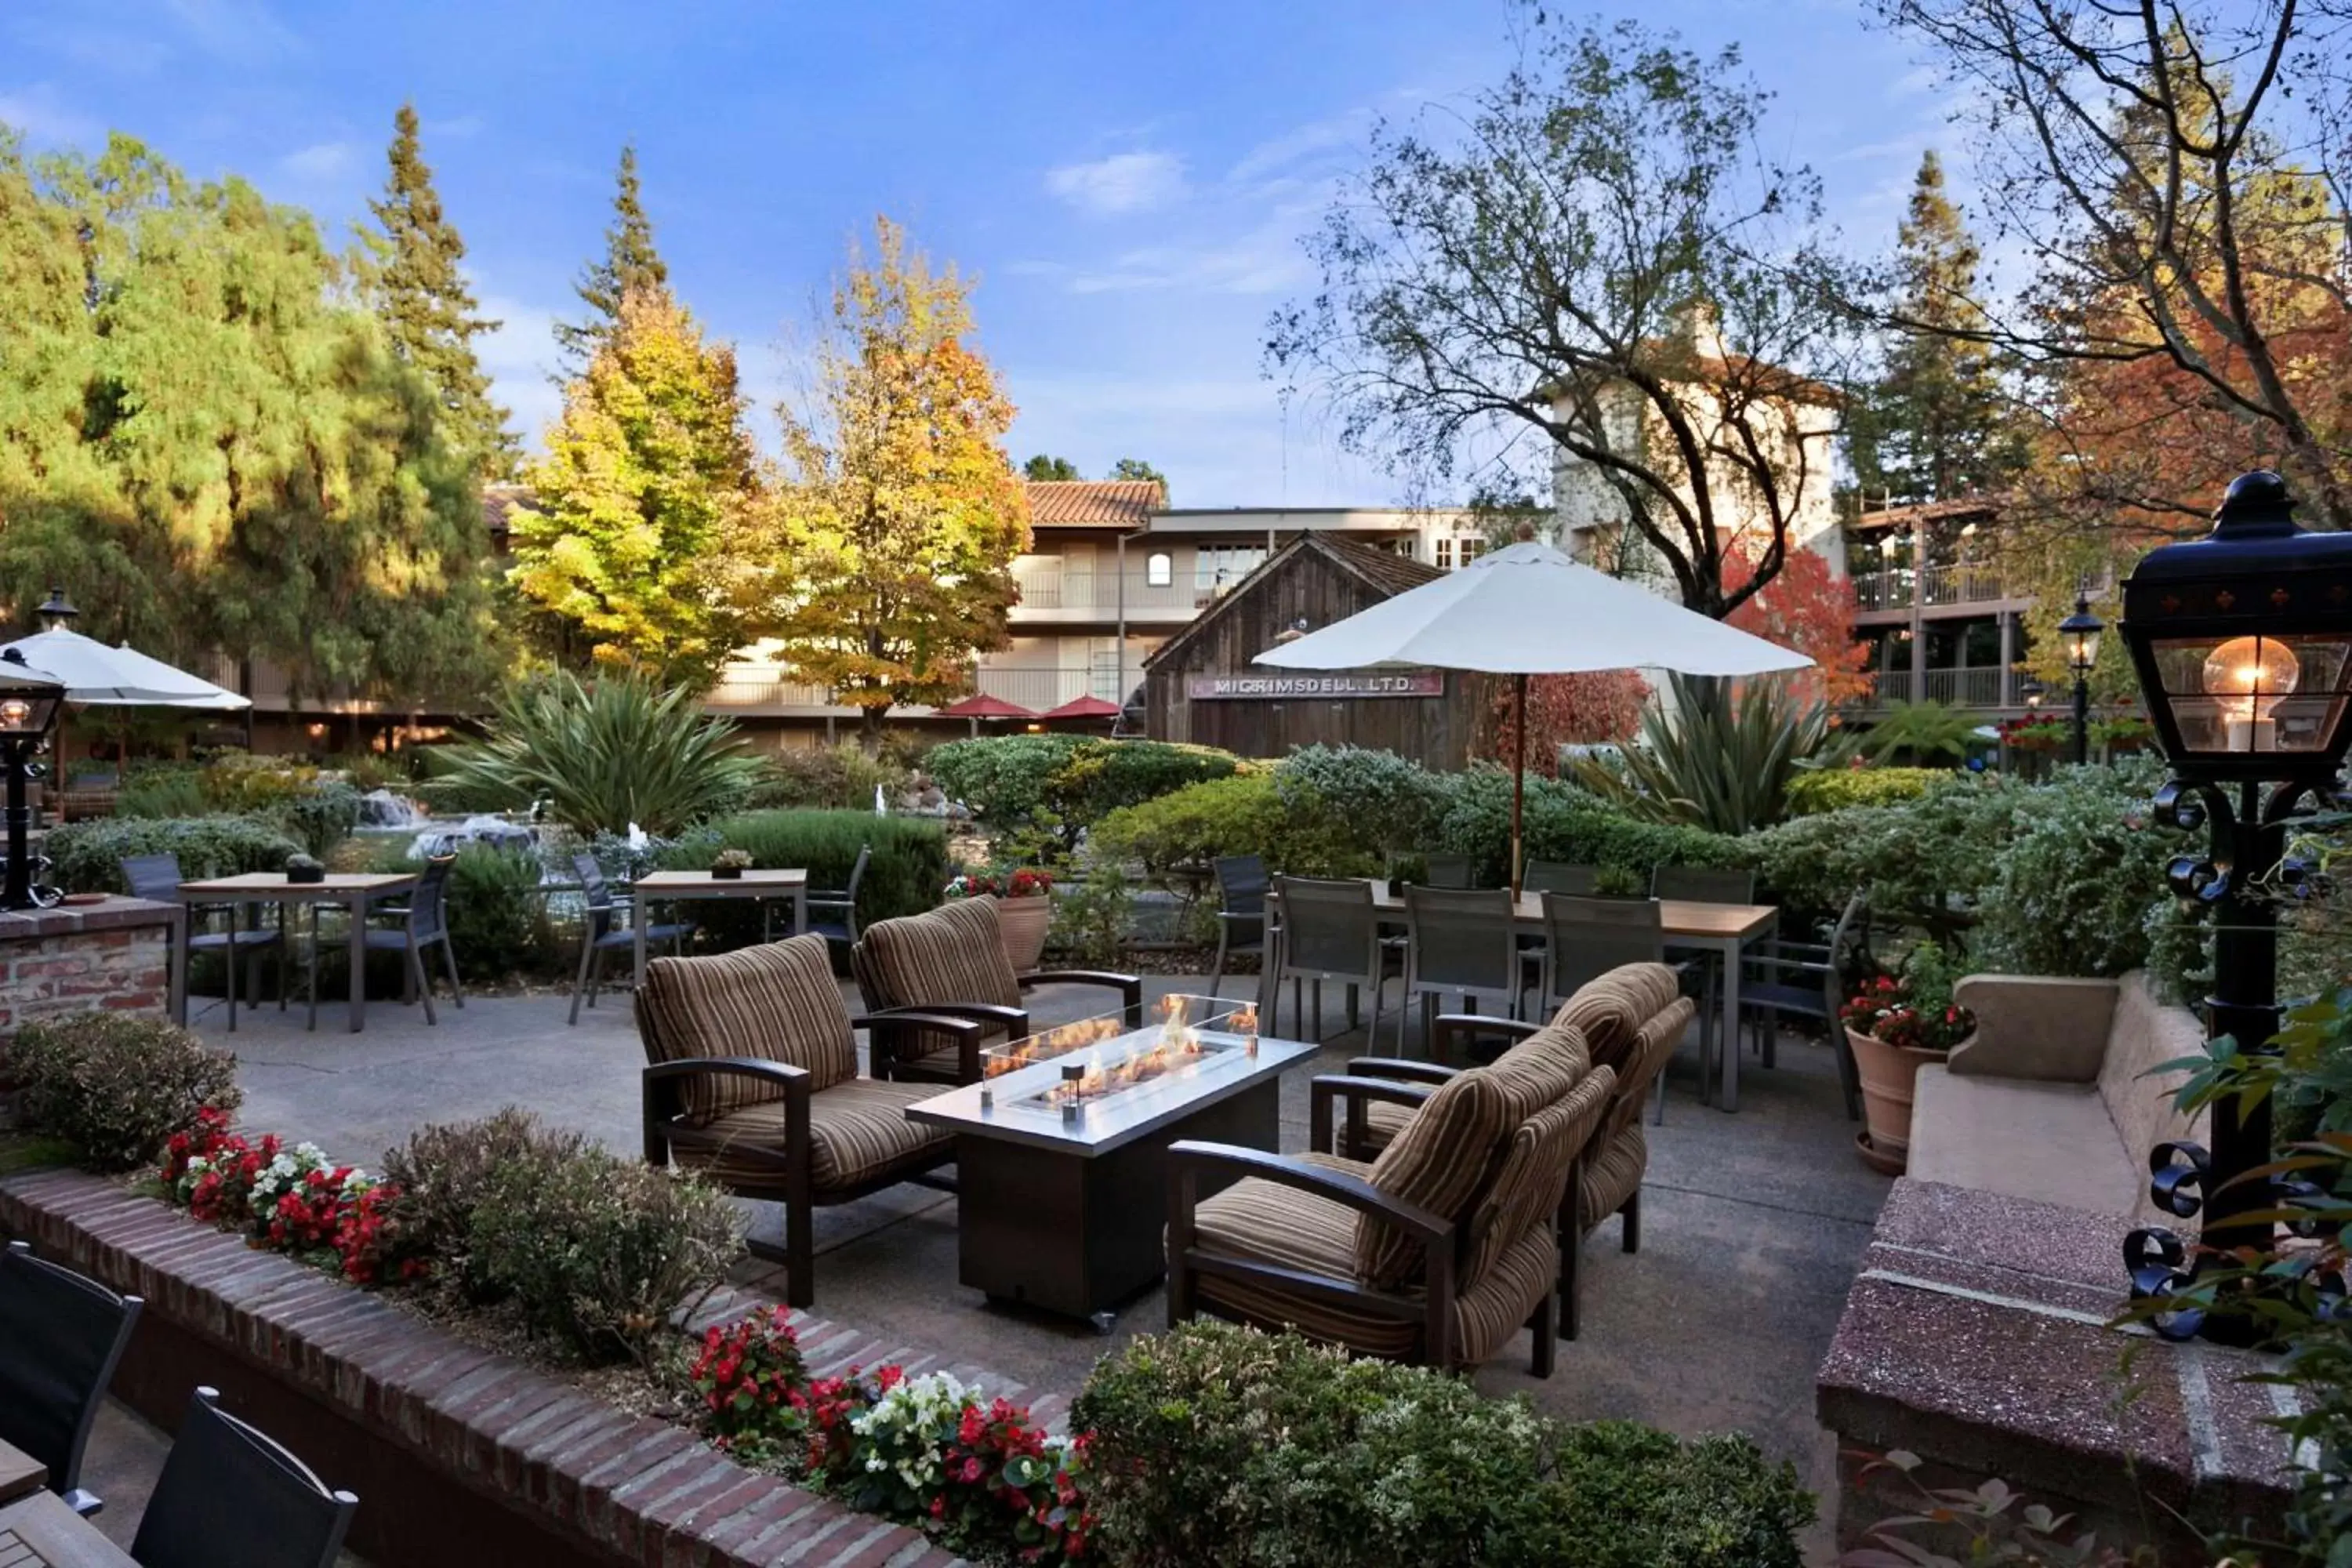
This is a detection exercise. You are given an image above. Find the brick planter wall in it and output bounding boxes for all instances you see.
[0,1167,965,1568]
[0,896,180,1036]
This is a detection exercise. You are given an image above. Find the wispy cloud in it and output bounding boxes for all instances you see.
[165,0,302,65]
[1225,110,1370,188]
[1885,64,1940,100]
[278,140,354,180]
[0,83,102,147]
[1044,151,1187,216]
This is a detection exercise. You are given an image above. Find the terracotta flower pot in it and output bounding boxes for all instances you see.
[1846,1025,1967,1167]
[996,893,1052,974]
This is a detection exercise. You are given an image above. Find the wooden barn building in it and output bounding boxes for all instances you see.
[1141,532,1504,768]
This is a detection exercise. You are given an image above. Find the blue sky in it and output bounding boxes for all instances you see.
[2,0,1959,506]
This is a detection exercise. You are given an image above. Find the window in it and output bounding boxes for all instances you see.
[1196,546,1267,597]
[1433,535,1488,572]
[1145,552,1172,587]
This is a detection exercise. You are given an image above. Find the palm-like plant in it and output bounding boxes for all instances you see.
[1837,699,1982,767]
[1567,674,1826,834]
[431,670,764,835]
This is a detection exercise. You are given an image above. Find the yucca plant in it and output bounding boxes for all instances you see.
[430,670,764,835]
[1568,673,1826,834]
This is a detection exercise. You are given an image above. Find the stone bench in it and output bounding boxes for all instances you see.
[1909,971,2205,1225]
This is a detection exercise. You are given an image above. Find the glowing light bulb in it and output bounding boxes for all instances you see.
[0,700,27,729]
[2202,635,2300,751]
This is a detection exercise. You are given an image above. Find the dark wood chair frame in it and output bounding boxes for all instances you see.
[641,1008,984,1308]
[1164,1138,1566,1377]
[849,941,1143,1083]
[1306,1013,1630,1341]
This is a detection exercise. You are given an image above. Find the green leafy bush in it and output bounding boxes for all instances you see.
[746,742,909,811]
[1273,745,1450,862]
[197,751,319,812]
[1972,765,2177,978]
[2,1013,241,1172]
[1091,771,1349,887]
[44,814,305,892]
[278,781,364,856]
[1433,768,1742,887]
[927,734,1086,827]
[1049,866,1134,966]
[380,1108,589,1299]
[469,1142,741,1365]
[1782,767,1947,817]
[116,771,211,819]
[660,810,949,927]
[440,844,561,980]
[1073,1322,1809,1568]
[429,670,766,834]
[927,734,1240,837]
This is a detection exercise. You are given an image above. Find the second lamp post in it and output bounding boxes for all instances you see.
[2060,592,2104,764]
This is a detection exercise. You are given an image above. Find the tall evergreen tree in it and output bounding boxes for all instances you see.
[364,103,515,478]
[1022,455,1079,481]
[555,144,670,364]
[1849,151,2024,504]
[510,290,758,687]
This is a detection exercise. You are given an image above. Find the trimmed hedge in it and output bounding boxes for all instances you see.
[1073,1322,1810,1567]
[927,735,1240,833]
[660,809,950,927]
[1781,767,1947,817]
[45,814,304,892]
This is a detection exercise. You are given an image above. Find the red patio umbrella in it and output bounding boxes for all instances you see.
[936,691,1036,737]
[1040,694,1121,721]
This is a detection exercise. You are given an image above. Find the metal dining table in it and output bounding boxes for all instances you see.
[0,1487,137,1567]
[1265,879,1780,1112]
[173,872,418,1035]
[624,869,809,986]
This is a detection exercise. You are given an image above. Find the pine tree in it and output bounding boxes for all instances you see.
[753,218,1029,746]
[555,145,670,365]
[1849,151,2026,504]
[510,290,757,687]
[364,103,515,478]
[1022,455,1079,481]
[1108,456,1167,497]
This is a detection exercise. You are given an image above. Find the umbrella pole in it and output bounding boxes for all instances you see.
[1511,672,1527,898]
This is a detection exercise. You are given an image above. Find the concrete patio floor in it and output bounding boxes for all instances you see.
[201,972,1890,1532]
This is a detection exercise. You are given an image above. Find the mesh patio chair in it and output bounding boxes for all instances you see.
[1740,891,1871,1121]
[1533,894,1682,1121]
[0,1240,142,1517]
[569,853,692,1025]
[1206,854,1268,1001]
[1271,876,1402,1042]
[797,845,870,946]
[1651,866,1755,1098]
[1420,853,1476,889]
[122,852,283,1029]
[305,852,461,1029]
[639,935,979,1305]
[1399,885,1521,1052]
[1522,861,1599,895]
[129,1386,357,1568]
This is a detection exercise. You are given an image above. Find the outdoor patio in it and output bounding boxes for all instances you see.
[202,975,1887,1515]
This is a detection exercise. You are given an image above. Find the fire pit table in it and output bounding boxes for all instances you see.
[906,996,1315,1330]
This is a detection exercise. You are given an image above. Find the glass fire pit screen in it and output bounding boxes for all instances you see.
[978,994,1260,1119]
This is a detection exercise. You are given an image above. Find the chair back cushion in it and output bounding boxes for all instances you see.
[1550,962,1682,1073]
[638,935,855,1117]
[856,897,1022,1012]
[1465,1065,1616,1286]
[1356,1029,1586,1289]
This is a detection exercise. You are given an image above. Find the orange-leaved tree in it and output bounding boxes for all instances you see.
[1722,547,1870,706]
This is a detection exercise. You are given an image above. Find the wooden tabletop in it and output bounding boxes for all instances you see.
[178,871,417,897]
[0,1488,137,1567]
[630,869,808,891]
[1352,880,1779,940]
[0,1437,42,1507]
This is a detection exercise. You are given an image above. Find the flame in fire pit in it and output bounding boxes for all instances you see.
[983,1014,1124,1078]
[1041,1003,1210,1107]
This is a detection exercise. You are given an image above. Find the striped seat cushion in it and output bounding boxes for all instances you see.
[1548,963,1682,1073]
[1189,1170,1558,1367]
[674,1078,951,1194]
[1356,1033,1585,1290]
[1580,1123,1646,1233]
[638,935,855,1119]
[1465,1065,1614,1285]
[858,897,1023,1012]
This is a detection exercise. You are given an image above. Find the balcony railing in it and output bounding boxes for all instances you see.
[1923,667,2005,707]
[706,667,838,710]
[1852,564,2005,611]
[1009,563,1199,615]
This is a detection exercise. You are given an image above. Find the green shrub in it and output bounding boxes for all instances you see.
[44,814,305,892]
[278,781,364,856]
[380,1108,589,1299]
[1049,866,1134,966]
[1432,768,1742,887]
[1566,673,1826,833]
[1782,767,1947,817]
[1973,764,2177,978]
[197,750,319,813]
[927,734,1086,827]
[1273,745,1450,861]
[1073,1322,1809,1568]
[1091,771,1342,890]
[469,1143,741,1365]
[441,844,561,979]
[2,1013,241,1172]
[928,734,1240,837]
[428,670,766,834]
[116,771,211,819]
[746,743,908,811]
[663,810,949,927]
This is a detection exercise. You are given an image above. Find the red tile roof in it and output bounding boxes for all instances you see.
[1024,480,1164,528]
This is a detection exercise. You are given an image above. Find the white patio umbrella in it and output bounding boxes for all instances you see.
[1253,535,1811,893]
[0,627,251,709]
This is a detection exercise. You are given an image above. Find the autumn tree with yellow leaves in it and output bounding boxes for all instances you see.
[753,219,1029,746]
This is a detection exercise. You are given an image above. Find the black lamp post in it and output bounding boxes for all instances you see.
[0,648,67,913]
[2116,470,2352,1346]
[2059,593,2103,765]
[34,586,78,633]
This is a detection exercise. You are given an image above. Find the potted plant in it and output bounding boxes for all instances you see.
[1384,853,1428,897]
[1840,941,1975,1171]
[709,848,753,881]
[946,866,1055,972]
[1590,865,1649,899]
